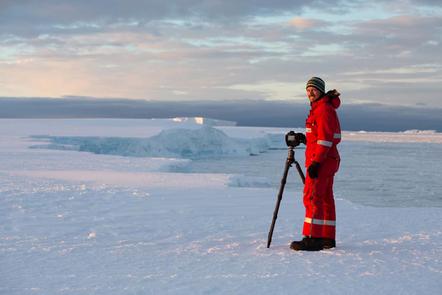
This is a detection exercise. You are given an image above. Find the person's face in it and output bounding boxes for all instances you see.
[306,86,322,102]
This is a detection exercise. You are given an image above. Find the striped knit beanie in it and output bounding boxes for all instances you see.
[306,77,325,93]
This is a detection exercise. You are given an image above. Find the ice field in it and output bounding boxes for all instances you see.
[1,119,441,294]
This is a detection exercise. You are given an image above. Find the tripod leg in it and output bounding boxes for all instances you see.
[267,159,291,248]
[294,160,305,184]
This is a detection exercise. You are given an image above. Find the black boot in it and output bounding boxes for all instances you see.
[322,238,336,249]
[290,237,324,251]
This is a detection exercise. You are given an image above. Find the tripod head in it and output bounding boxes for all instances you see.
[286,145,295,164]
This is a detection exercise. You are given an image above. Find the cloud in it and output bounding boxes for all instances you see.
[288,17,323,30]
[0,0,336,36]
[354,15,442,35]
[0,1,442,107]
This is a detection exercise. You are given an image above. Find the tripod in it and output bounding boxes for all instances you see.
[266,146,305,248]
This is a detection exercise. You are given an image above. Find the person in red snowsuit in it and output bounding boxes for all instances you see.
[290,77,341,251]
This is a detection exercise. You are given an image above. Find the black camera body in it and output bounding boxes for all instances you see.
[285,131,304,147]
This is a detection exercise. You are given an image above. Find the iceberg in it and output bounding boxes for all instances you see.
[30,126,271,159]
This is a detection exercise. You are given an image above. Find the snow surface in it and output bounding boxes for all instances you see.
[1,119,441,295]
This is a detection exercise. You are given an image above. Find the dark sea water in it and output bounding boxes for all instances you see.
[173,141,442,208]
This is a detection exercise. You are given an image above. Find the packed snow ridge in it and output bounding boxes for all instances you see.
[31,126,271,159]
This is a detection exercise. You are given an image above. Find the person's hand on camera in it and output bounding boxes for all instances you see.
[307,161,320,179]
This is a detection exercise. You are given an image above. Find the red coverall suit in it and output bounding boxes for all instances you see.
[302,93,341,240]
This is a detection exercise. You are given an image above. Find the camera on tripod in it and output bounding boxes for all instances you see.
[285,131,304,148]
[267,130,306,248]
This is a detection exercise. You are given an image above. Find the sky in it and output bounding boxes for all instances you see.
[1,0,442,107]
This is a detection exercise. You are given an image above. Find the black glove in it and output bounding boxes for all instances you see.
[296,133,306,144]
[307,161,320,179]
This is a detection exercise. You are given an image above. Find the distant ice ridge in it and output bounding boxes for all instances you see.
[171,117,236,126]
[343,129,442,143]
[402,129,437,134]
[30,126,271,159]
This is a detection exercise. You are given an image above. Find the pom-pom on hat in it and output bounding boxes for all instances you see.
[306,77,325,93]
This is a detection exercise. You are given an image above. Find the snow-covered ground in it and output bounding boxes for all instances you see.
[1,119,441,294]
